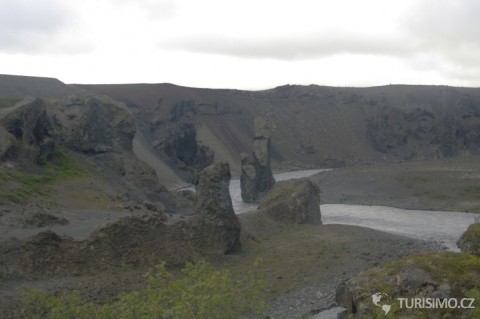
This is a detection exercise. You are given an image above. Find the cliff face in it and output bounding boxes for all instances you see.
[82,84,480,172]
[0,94,162,193]
[367,97,480,160]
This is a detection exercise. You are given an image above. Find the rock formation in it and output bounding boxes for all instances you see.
[195,162,241,253]
[367,102,480,160]
[0,99,55,163]
[51,95,136,154]
[0,95,163,193]
[240,117,275,202]
[257,178,321,224]
[150,100,214,182]
[457,223,480,255]
[0,163,241,276]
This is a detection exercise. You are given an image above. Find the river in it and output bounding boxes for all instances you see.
[231,169,477,251]
[230,169,330,214]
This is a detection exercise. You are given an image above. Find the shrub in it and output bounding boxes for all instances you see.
[19,261,264,319]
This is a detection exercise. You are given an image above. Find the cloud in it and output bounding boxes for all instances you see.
[402,0,480,82]
[0,0,74,53]
[160,33,418,61]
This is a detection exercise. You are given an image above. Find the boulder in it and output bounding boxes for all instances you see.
[240,117,275,202]
[457,223,480,255]
[257,178,321,224]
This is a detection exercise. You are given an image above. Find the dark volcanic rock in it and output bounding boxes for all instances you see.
[0,163,240,277]
[0,95,164,193]
[21,212,69,228]
[367,101,480,160]
[257,178,321,224]
[240,117,275,202]
[150,107,214,182]
[0,99,55,163]
[195,162,241,253]
[0,126,17,160]
[52,96,135,154]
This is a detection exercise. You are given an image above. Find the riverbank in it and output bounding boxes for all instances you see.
[0,223,444,318]
[2,157,477,318]
[311,155,480,213]
[221,222,445,319]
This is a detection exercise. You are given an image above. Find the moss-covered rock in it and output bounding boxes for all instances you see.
[458,223,480,256]
[257,178,321,224]
[336,252,480,318]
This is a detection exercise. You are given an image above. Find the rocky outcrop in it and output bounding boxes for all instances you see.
[51,96,135,154]
[150,101,214,182]
[195,162,241,253]
[257,178,321,224]
[457,223,480,255]
[335,252,480,318]
[0,95,164,194]
[0,163,241,276]
[0,95,135,163]
[0,98,55,163]
[367,101,480,160]
[240,117,275,202]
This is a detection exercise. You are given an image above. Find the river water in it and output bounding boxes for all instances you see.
[230,169,330,214]
[231,169,477,251]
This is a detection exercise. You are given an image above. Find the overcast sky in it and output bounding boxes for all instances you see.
[1,0,480,89]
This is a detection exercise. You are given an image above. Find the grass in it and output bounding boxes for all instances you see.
[458,186,480,198]
[395,166,480,213]
[0,97,20,109]
[215,224,359,302]
[19,261,265,319]
[0,150,86,204]
[459,223,480,253]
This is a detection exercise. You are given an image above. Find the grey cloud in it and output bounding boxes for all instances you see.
[406,0,480,48]
[403,0,480,81]
[0,0,73,53]
[161,33,418,61]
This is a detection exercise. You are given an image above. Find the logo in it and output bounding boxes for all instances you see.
[372,292,392,315]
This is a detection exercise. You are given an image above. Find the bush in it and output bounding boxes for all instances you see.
[19,261,264,319]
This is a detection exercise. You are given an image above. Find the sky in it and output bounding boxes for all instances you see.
[1,0,480,90]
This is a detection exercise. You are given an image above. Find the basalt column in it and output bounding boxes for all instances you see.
[240,117,275,202]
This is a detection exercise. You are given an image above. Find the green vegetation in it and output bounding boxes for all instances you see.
[0,150,85,203]
[395,168,480,213]
[0,97,20,108]
[355,252,480,319]
[459,186,480,198]
[459,223,480,254]
[19,261,264,319]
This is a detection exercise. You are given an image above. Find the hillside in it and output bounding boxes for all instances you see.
[81,83,480,177]
[0,74,73,99]
[1,75,480,318]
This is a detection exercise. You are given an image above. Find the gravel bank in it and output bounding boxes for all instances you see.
[234,223,445,319]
